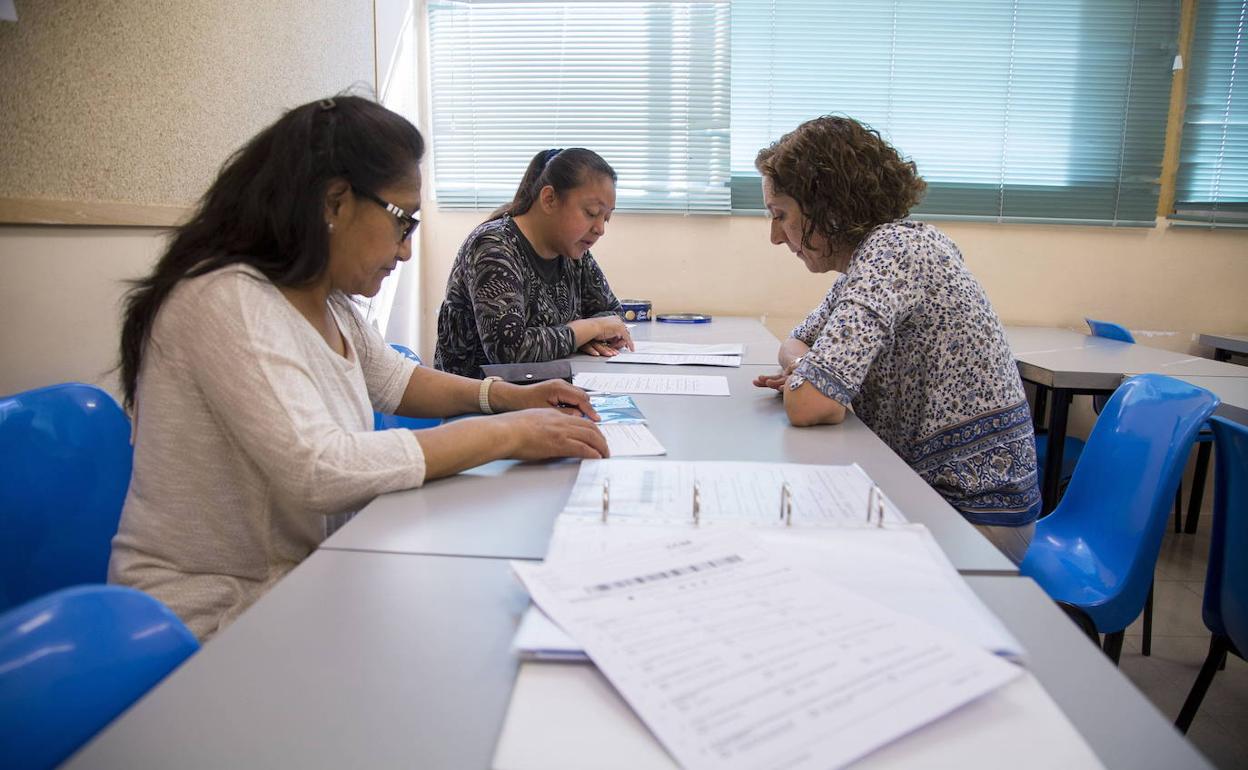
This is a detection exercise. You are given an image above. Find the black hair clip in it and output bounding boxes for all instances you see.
[318,98,337,112]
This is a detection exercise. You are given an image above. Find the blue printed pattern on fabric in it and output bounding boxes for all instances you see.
[788,220,1040,527]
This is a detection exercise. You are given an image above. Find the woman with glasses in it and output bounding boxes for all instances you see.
[752,116,1040,564]
[434,147,633,378]
[111,96,608,641]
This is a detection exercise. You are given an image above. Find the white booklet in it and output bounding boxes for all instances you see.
[573,372,730,396]
[598,423,666,457]
[511,530,1022,770]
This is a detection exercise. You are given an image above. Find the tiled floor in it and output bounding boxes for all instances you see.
[1115,521,1248,769]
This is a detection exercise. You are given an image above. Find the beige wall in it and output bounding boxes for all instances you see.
[418,208,1248,360]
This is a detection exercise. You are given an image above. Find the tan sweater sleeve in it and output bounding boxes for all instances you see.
[166,272,426,517]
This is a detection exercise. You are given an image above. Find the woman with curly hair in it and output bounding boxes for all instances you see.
[752,116,1040,563]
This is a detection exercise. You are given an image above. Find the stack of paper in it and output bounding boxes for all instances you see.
[574,372,730,396]
[510,530,1024,770]
[606,341,744,368]
[586,394,665,456]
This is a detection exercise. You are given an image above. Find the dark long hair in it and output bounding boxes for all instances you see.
[755,116,925,256]
[119,95,424,409]
[487,147,616,221]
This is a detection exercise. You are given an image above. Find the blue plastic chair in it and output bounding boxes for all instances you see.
[0,383,133,612]
[1176,416,1248,733]
[374,344,441,431]
[1020,374,1219,664]
[0,585,199,770]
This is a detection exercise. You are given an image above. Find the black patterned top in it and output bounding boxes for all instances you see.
[435,215,622,378]
[789,220,1041,526]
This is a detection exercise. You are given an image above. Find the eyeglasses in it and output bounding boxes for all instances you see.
[354,187,420,242]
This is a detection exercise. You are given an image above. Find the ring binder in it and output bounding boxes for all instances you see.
[692,481,701,526]
[781,482,793,527]
[866,485,886,527]
[602,479,610,523]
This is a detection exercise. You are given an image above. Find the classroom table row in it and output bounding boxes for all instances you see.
[1005,326,1248,513]
[324,359,1015,574]
[64,549,1211,769]
[63,317,1215,768]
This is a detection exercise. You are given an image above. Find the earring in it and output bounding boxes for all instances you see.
[327,222,335,233]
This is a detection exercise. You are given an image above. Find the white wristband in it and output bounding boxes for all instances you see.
[479,376,502,414]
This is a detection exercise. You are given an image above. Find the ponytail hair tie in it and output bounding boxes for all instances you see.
[318,98,337,112]
[542,148,564,167]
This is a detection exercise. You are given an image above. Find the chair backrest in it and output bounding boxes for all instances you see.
[0,383,133,611]
[0,585,198,770]
[1086,318,1136,344]
[1204,416,1248,648]
[1085,319,1135,414]
[1031,374,1219,631]
[375,344,441,430]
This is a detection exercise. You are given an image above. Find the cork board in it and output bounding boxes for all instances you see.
[0,0,375,224]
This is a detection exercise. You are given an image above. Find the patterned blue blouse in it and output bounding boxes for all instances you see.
[789,220,1040,526]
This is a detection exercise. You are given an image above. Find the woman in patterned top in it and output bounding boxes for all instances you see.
[752,116,1040,563]
[435,148,633,378]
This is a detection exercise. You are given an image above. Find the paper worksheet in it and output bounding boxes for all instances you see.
[512,530,1021,770]
[563,459,906,526]
[573,372,730,396]
[598,423,666,457]
[536,521,1022,660]
[605,352,742,367]
[633,341,744,356]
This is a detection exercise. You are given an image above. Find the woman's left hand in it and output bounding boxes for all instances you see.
[579,340,621,357]
[493,380,600,420]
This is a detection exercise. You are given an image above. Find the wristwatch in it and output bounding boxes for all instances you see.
[479,376,503,414]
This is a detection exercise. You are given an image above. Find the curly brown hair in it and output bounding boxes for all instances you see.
[755,116,926,256]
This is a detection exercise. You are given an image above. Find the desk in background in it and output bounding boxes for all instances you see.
[1005,326,1248,513]
[1198,332,1248,363]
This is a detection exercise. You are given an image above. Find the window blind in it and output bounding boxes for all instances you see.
[731,0,1178,225]
[1174,0,1248,226]
[428,0,731,212]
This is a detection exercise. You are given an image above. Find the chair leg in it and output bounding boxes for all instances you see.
[1103,630,1124,665]
[1173,486,1182,534]
[1057,601,1099,645]
[1142,581,1154,657]
[1184,442,1212,534]
[1176,635,1229,733]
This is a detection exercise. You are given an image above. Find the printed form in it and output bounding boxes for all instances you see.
[573,372,730,396]
[513,530,1020,770]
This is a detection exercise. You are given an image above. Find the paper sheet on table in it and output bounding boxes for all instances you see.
[492,663,1102,770]
[598,423,666,457]
[527,521,1023,660]
[511,530,1021,770]
[573,372,729,396]
[563,459,905,526]
[633,341,743,356]
[605,352,742,367]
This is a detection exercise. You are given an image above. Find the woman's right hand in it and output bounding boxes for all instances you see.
[497,408,610,460]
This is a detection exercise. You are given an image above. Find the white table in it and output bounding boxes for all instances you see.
[63,549,1212,770]
[326,359,1016,575]
[1198,332,1248,362]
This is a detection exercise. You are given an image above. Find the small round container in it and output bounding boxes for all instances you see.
[618,299,652,322]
